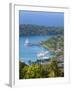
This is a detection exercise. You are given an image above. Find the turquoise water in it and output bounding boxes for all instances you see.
[19,35,51,64]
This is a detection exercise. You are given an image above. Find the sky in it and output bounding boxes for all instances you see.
[19,10,64,27]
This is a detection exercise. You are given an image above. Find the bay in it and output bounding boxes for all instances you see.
[19,35,52,64]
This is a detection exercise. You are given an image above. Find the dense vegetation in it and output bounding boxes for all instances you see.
[19,35,64,79]
[19,57,64,79]
[19,24,64,36]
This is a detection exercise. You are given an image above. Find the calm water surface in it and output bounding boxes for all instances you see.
[19,35,52,64]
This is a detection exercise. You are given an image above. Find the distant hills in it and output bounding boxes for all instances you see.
[19,24,64,36]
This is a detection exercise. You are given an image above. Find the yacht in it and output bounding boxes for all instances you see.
[37,51,49,59]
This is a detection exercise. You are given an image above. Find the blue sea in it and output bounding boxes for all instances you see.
[19,35,52,64]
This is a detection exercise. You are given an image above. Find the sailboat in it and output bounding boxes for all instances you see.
[24,38,29,46]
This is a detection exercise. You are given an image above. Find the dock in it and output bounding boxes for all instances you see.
[27,42,42,46]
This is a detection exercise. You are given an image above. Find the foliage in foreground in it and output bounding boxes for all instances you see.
[19,57,64,79]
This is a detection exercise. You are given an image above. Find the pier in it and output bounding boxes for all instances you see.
[26,42,42,46]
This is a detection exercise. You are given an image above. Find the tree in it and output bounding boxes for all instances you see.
[48,57,60,77]
[22,64,42,79]
[28,60,32,65]
[19,60,27,79]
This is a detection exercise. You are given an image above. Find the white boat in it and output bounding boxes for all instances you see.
[41,56,49,59]
[24,38,29,46]
[37,51,49,59]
